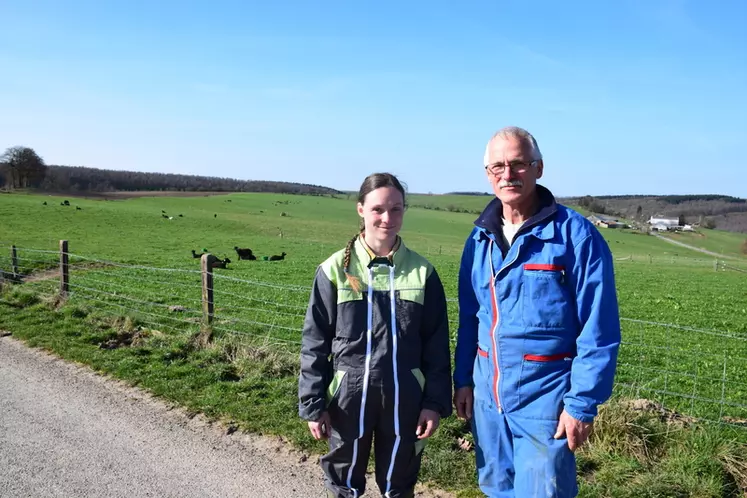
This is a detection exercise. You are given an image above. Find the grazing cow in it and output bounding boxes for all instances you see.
[269,252,287,261]
[234,247,257,260]
[207,255,231,269]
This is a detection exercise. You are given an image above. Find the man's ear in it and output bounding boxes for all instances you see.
[535,160,544,179]
[357,203,364,218]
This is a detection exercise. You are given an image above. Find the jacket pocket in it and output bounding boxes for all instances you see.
[518,353,572,420]
[523,353,573,362]
[334,301,366,340]
[411,368,426,391]
[326,370,347,406]
[522,264,572,329]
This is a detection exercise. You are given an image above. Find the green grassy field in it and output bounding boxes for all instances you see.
[657,229,747,260]
[1,190,746,497]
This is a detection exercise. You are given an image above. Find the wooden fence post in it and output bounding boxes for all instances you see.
[11,245,18,277]
[201,254,214,324]
[60,240,69,297]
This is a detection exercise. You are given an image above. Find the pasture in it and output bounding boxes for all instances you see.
[1,190,746,496]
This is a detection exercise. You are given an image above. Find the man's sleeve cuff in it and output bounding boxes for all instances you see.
[563,404,596,424]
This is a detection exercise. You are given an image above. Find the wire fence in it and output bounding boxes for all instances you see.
[612,253,747,271]
[1,242,745,428]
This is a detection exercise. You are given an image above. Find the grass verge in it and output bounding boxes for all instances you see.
[1,286,745,497]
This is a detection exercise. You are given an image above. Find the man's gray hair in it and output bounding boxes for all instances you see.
[483,126,543,166]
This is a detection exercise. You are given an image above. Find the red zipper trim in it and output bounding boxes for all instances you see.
[489,268,501,411]
[524,353,572,362]
[477,347,488,358]
[524,264,565,271]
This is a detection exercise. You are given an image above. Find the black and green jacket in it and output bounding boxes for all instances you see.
[298,237,452,423]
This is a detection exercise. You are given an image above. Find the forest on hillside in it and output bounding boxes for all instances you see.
[0,163,340,196]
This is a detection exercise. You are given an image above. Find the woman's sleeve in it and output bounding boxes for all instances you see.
[298,265,337,421]
[420,268,453,418]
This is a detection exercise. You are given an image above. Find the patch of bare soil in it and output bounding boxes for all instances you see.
[22,268,60,283]
[723,417,747,427]
[621,398,698,427]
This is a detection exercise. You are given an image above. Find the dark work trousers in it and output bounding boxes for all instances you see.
[321,367,426,498]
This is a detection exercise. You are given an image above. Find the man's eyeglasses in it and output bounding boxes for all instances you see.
[485,160,539,176]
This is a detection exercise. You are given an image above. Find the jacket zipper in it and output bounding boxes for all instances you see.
[480,202,558,414]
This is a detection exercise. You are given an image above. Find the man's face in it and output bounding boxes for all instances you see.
[485,136,543,208]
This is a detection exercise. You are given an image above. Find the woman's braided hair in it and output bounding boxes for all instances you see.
[343,173,407,292]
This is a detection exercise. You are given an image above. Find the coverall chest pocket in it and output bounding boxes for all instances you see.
[333,300,367,351]
[522,264,572,329]
[395,296,422,339]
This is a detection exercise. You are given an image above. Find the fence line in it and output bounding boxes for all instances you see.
[1,241,745,428]
[721,262,747,274]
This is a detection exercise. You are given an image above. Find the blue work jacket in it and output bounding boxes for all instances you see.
[454,185,621,423]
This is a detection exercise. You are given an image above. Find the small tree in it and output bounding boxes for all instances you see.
[636,205,643,220]
[678,213,686,226]
[702,217,717,229]
[0,146,47,189]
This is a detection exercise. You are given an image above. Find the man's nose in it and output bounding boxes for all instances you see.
[501,166,515,180]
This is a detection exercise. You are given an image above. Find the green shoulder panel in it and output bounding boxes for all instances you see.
[393,244,433,306]
[319,239,434,306]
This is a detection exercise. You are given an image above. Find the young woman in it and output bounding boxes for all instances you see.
[298,173,452,498]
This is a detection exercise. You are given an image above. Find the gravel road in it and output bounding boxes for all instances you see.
[0,336,453,498]
[652,233,738,260]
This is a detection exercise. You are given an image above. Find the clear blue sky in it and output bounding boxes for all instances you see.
[1,1,745,197]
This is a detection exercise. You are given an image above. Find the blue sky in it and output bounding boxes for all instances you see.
[1,1,745,197]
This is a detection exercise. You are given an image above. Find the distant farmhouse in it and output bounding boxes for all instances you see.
[647,216,695,232]
[587,214,629,229]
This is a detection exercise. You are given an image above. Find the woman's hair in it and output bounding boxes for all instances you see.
[343,173,407,292]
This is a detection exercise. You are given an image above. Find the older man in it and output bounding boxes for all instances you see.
[453,127,621,497]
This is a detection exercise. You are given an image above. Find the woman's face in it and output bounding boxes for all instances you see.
[357,186,405,245]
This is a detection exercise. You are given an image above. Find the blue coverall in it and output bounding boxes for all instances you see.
[454,185,621,497]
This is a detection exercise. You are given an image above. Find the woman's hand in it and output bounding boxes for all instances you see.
[308,412,332,440]
[415,409,441,439]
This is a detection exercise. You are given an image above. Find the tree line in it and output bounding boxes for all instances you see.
[0,146,340,195]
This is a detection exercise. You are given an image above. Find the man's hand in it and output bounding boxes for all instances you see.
[453,387,474,421]
[416,409,441,439]
[308,412,332,440]
[553,410,593,452]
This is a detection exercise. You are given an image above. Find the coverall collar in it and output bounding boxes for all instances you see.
[473,184,558,242]
[355,235,404,267]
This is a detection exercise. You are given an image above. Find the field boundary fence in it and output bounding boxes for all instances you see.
[1,241,745,429]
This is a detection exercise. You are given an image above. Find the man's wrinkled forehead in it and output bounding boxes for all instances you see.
[484,137,533,165]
